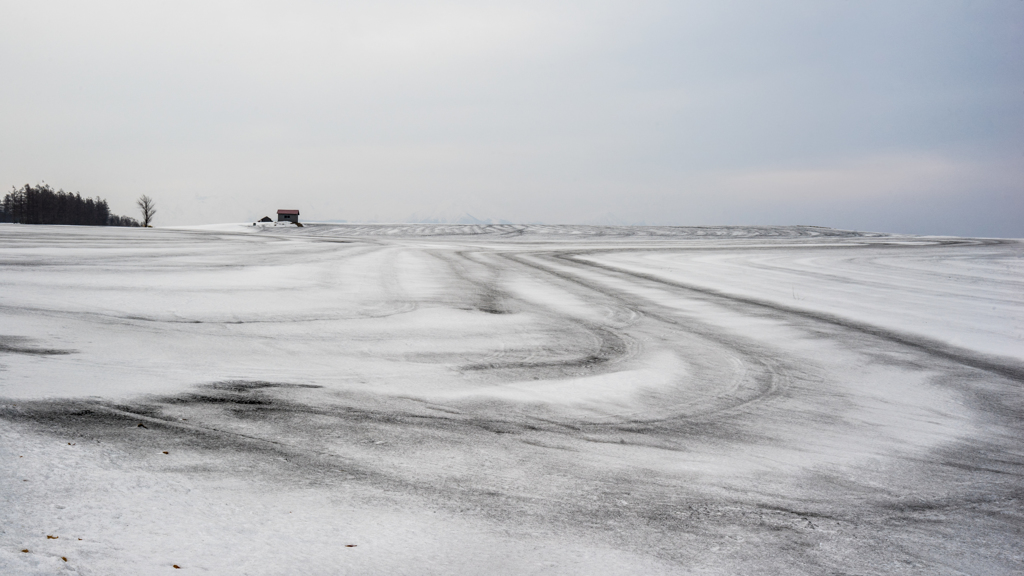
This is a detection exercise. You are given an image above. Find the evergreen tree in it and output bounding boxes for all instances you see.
[0,184,140,226]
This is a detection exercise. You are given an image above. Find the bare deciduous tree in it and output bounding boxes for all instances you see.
[137,195,156,227]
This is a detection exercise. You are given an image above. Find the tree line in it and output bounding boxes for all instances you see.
[0,184,142,226]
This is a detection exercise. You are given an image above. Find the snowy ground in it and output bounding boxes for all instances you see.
[1,223,1022,575]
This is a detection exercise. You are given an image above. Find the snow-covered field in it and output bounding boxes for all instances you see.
[1,223,1022,575]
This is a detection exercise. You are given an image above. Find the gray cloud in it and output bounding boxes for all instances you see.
[1,0,1021,235]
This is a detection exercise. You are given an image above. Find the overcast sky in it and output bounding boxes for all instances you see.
[1,1,1021,235]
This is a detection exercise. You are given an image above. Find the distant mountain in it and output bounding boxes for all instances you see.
[583,211,648,226]
[405,208,512,225]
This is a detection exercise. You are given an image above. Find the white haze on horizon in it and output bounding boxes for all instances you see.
[0,0,1021,236]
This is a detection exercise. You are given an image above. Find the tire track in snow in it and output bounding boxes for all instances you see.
[424,249,642,380]
[560,250,1024,383]
[494,250,791,424]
